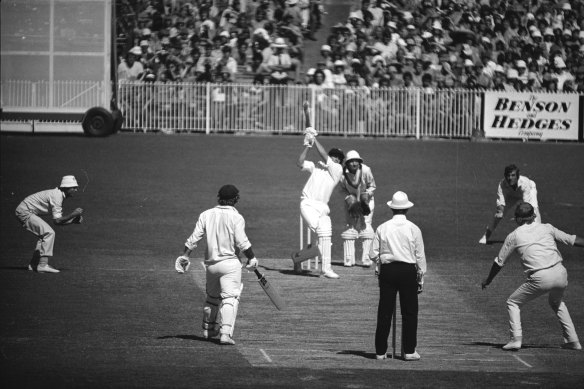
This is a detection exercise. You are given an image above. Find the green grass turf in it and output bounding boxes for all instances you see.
[1,133,583,388]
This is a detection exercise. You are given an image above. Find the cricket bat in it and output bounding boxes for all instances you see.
[254,269,285,310]
[291,243,320,265]
[303,101,311,128]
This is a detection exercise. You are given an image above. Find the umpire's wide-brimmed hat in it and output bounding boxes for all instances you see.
[60,175,78,188]
[387,191,414,209]
[345,150,363,163]
[218,184,239,200]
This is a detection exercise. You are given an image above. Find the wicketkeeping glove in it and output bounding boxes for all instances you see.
[175,255,191,274]
[359,193,371,216]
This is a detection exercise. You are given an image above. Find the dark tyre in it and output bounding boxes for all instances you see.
[82,107,114,137]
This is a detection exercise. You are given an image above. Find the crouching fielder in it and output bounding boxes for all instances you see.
[482,202,584,351]
[339,150,376,267]
[175,185,258,345]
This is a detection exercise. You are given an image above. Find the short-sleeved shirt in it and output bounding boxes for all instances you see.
[370,214,427,275]
[496,223,576,274]
[339,163,376,199]
[185,205,252,264]
[16,188,65,220]
[497,175,538,208]
[301,157,343,204]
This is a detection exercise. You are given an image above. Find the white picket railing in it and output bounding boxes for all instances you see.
[117,81,483,138]
[1,80,104,111]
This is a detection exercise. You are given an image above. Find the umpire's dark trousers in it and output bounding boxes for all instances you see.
[375,262,418,355]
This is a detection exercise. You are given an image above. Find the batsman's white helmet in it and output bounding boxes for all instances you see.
[345,150,363,163]
[60,175,78,188]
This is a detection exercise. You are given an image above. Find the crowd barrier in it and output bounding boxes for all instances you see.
[117,81,482,139]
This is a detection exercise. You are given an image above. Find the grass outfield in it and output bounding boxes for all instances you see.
[1,133,583,388]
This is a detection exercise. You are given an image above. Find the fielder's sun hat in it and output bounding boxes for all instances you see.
[345,150,363,163]
[60,175,78,188]
[387,191,414,209]
[218,184,239,200]
[515,202,535,220]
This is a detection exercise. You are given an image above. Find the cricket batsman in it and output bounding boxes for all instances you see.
[339,150,376,267]
[296,125,344,278]
[479,164,540,244]
[175,185,259,345]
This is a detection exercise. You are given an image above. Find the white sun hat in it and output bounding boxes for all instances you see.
[60,175,78,188]
[345,150,363,163]
[387,191,414,209]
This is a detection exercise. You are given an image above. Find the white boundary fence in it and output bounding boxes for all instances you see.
[2,80,105,112]
[117,81,483,138]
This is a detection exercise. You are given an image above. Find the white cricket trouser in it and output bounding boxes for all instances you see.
[507,263,579,343]
[205,258,242,299]
[15,211,55,257]
[300,198,330,232]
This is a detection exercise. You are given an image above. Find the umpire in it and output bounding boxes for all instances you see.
[370,191,427,361]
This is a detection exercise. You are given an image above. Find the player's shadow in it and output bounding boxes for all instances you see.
[337,350,402,360]
[157,334,221,344]
[485,239,504,245]
[0,266,34,271]
[260,265,321,277]
[469,341,556,350]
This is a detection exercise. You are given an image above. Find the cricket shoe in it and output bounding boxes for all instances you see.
[202,329,219,339]
[219,334,235,345]
[502,337,522,351]
[36,265,60,273]
[375,353,387,360]
[561,341,582,350]
[27,264,34,271]
[478,235,487,244]
[321,270,340,279]
[362,259,373,267]
[404,351,420,361]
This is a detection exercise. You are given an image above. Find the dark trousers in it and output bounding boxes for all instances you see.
[375,262,418,355]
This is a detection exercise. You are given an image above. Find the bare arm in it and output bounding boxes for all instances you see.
[313,137,328,162]
[297,145,311,168]
[481,260,503,289]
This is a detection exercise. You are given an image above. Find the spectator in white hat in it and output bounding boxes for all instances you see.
[552,56,575,91]
[118,46,145,81]
[15,176,84,273]
[265,37,293,85]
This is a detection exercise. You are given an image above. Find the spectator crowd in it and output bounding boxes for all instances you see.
[117,0,584,93]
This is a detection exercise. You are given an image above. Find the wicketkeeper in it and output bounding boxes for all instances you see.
[175,185,259,345]
[339,150,376,267]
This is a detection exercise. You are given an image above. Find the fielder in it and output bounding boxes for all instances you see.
[175,185,259,345]
[15,175,84,273]
[339,150,376,267]
[482,202,583,351]
[479,164,540,244]
[296,128,344,278]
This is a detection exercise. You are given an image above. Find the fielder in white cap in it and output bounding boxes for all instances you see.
[15,176,84,273]
[369,191,427,361]
[338,150,377,268]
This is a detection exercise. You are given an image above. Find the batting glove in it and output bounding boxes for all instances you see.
[245,257,259,269]
[175,255,191,274]
[303,133,315,147]
[304,126,318,137]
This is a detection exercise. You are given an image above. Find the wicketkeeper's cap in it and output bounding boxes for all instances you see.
[328,148,345,163]
[60,175,78,188]
[218,184,239,200]
[345,150,363,164]
[515,202,535,220]
[387,191,414,209]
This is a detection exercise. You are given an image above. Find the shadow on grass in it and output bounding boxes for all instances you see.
[337,350,403,360]
[259,265,321,277]
[469,341,557,350]
[0,266,33,271]
[158,334,219,343]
